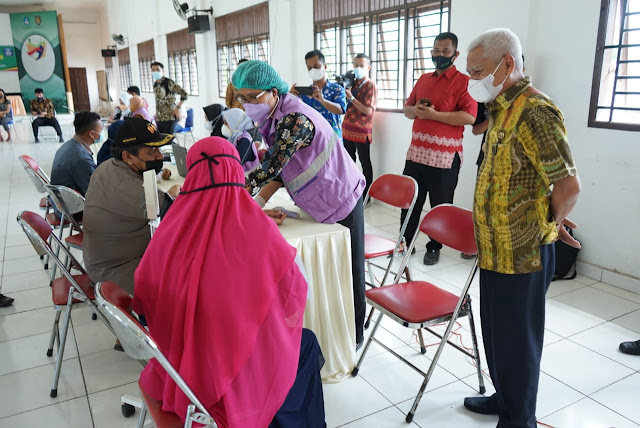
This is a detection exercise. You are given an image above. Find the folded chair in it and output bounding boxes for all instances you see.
[44,184,84,283]
[95,281,218,428]
[17,211,113,398]
[352,204,485,423]
[18,154,52,213]
[363,174,418,329]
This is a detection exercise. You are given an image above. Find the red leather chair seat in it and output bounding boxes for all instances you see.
[65,233,83,249]
[39,197,47,208]
[139,379,184,428]
[365,234,403,259]
[366,281,460,324]
[45,212,61,227]
[51,273,95,306]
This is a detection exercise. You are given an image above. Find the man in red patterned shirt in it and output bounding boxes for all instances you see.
[402,32,477,265]
[342,53,377,198]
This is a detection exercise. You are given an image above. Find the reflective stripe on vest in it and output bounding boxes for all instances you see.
[284,132,338,194]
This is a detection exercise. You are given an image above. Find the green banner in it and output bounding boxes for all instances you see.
[10,11,68,113]
[0,46,18,71]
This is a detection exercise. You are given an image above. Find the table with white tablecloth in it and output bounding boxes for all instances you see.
[158,164,357,383]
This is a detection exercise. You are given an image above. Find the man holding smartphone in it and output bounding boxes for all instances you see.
[290,50,346,140]
[402,32,477,265]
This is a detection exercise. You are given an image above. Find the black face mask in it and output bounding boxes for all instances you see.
[432,54,456,70]
[133,155,164,174]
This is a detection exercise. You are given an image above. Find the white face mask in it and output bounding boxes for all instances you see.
[308,66,325,82]
[353,67,367,80]
[221,124,232,138]
[203,121,214,132]
[467,58,507,103]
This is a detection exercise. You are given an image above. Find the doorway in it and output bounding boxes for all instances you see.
[69,67,90,112]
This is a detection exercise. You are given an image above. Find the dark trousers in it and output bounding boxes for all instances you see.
[480,244,555,428]
[157,120,176,134]
[32,117,62,138]
[338,196,366,344]
[270,329,326,428]
[344,138,373,197]
[400,155,460,251]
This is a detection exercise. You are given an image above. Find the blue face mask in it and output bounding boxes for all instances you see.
[90,130,104,144]
[152,71,163,81]
[353,67,367,80]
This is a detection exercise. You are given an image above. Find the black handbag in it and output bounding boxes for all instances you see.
[553,226,580,281]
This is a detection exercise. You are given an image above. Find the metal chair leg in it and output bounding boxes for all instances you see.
[46,310,62,357]
[417,329,427,354]
[136,400,147,428]
[364,306,375,330]
[352,311,384,377]
[467,297,486,394]
[49,220,67,284]
[50,289,73,398]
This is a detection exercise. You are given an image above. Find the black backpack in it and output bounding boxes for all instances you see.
[553,226,579,281]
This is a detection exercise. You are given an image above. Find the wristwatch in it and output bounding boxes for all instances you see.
[349,96,356,103]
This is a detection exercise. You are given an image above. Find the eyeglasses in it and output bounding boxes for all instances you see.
[236,90,267,104]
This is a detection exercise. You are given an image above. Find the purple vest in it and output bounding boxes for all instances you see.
[261,94,365,224]
[234,130,260,172]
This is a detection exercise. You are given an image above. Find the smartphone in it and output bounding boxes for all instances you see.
[419,98,432,107]
[295,86,314,97]
[274,206,300,219]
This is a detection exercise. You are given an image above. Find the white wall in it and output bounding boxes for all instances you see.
[528,0,640,287]
[61,9,107,111]
[99,0,640,285]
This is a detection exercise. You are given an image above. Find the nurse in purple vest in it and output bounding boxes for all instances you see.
[233,60,367,349]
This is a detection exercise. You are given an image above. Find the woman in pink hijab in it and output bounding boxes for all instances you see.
[132,137,325,427]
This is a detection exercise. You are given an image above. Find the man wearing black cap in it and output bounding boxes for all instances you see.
[82,118,180,296]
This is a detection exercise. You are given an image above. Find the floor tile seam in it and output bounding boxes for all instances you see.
[564,336,640,372]
[0,396,84,421]
[333,404,398,427]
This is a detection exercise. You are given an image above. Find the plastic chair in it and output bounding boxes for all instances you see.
[44,185,85,284]
[362,174,418,329]
[352,204,485,424]
[95,281,218,428]
[16,211,114,398]
[6,106,17,139]
[30,110,60,141]
[175,108,195,146]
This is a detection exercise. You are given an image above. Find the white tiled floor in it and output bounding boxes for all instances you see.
[1,118,640,427]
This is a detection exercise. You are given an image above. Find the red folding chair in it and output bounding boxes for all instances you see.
[17,211,114,398]
[362,174,418,329]
[352,204,485,423]
[44,184,84,284]
[95,281,218,428]
[18,155,52,212]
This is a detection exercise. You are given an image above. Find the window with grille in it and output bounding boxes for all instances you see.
[105,57,118,101]
[215,2,270,97]
[137,39,155,93]
[167,29,199,96]
[314,0,450,111]
[590,0,640,131]
[117,47,133,91]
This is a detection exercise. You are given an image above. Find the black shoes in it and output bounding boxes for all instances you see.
[423,249,440,265]
[34,137,40,143]
[356,340,364,352]
[0,293,15,307]
[59,136,64,142]
[464,394,498,415]
[619,340,640,355]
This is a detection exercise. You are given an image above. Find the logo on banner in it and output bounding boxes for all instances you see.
[3,48,13,57]
[21,35,55,81]
[35,16,41,26]
[23,17,30,26]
